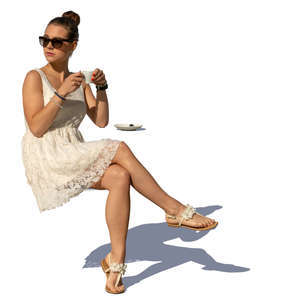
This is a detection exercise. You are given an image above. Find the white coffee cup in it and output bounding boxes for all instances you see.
[81,70,94,84]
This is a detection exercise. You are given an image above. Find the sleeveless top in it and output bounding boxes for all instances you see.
[21,68,121,213]
[23,68,86,141]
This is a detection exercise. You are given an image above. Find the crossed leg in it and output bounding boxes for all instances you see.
[90,141,216,226]
[90,142,182,214]
[110,142,217,222]
[90,141,216,292]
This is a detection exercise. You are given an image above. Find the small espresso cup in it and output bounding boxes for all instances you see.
[81,70,94,84]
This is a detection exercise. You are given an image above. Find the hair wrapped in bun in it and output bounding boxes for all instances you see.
[62,11,80,27]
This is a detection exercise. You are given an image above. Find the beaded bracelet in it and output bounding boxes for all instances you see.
[54,91,67,101]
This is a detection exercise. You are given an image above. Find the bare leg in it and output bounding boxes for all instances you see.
[111,142,216,227]
[105,183,130,263]
[111,142,180,215]
[101,165,131,293]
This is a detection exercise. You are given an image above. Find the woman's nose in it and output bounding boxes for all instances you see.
[46,43,54,50]
[46,40,55,49]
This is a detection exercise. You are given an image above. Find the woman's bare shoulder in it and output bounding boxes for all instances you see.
[23,69,42,87]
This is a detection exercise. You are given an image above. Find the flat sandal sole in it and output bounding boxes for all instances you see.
[167,221,218,231]
[105,287,125,294]
[100,258,125,294]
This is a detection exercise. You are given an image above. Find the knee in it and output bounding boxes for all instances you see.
[110,164,131,187]
[111,141,134,165]
[119,141,130,149]
[116,141,133,159]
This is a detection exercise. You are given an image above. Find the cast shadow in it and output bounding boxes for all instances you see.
[82,205,249,290]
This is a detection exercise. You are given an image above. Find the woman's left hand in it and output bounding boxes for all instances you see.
[91,68,107,85]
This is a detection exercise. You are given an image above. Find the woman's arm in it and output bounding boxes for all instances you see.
[82,81,109,127]
[22,70,68,138]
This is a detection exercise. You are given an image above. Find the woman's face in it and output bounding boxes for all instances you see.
[42,24,77,62]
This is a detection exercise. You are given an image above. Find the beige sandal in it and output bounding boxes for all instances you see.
[100,252,127,294]
[166,203,218,231]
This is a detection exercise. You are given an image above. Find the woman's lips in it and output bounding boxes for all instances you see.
[46,52,55,56]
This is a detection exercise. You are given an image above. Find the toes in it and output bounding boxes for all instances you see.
[202,220,212,227]
[206,218,215,225]
[108,284,124,293]
[116,284,124,293]
[200,222,207,228]
[201,219,210,227]
[188,215,217,228]
[107,275,124,293]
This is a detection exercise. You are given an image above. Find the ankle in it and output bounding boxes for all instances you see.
[109,251,125,264]
[165,201,185,216]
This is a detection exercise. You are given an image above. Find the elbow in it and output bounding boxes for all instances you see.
[33,131,44,138]
[28,117,44,138]
[29,127,41,138]
[30,126,44,138]
[97,121,108,128]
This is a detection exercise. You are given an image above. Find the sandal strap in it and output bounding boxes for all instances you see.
[165,204,196,226]
[104,253,127,287]
[179,204,196,226]
[105,263,127,288]
[165,213,177,219]
[107,262,127,274]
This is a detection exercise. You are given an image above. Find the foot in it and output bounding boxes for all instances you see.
[167,203,216,228]
[103,252,125,293]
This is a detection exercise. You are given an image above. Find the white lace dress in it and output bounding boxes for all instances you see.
[21,68,122,213]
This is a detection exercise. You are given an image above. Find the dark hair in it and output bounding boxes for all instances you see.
[48,10,80,41]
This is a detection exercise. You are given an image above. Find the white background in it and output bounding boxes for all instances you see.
[0,0,299,298]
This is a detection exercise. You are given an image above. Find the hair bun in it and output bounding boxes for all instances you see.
[62,10,80,26]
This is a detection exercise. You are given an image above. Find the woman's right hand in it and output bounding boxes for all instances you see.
[57,71,84,97]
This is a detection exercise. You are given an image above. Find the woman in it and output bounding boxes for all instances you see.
[21,10,218,294]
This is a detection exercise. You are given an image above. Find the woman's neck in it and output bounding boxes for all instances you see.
[45,63,70,75]
[43,63,71,81]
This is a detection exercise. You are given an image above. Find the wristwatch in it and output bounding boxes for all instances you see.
[96,82,108,91]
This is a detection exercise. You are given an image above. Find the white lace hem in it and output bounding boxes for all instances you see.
[33,140,121,213]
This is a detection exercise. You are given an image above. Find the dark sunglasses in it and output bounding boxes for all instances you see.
[39,36,76,49]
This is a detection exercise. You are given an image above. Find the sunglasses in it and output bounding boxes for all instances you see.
[39,36,76,49]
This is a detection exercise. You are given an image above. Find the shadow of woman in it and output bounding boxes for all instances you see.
[82,205,249,289]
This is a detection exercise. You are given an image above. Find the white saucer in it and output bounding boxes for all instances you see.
[114,123,143,131]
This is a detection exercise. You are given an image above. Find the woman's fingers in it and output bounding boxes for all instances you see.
[92,68,101,77]
[92,69,104,79]
[92,72,101,80]
[92,73,106,85]
[72,78,83,85]
[85,68,107,85]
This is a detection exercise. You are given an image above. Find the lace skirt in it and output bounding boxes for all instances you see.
[21,127,121,213]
